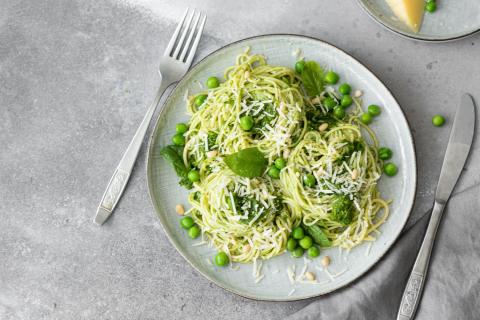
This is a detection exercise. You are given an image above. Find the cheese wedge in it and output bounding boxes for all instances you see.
[385,0,425,33]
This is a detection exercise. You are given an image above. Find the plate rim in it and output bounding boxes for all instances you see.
[146,33,418,301]
[356,0,480,42]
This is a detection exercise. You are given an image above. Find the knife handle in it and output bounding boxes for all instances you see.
[396,201,445,320]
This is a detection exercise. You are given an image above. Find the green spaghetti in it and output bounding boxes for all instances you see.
[160,50,396,265]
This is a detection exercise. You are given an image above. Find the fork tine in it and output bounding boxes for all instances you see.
[179,11,200,62]
[164,8,190,57]
[185,12,206,65]
[172,9,195,59]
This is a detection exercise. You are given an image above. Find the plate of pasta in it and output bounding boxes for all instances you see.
[147,34,416,300]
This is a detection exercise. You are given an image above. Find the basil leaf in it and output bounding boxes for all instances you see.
[224,147,267,178]
[303,223,332,247]
[160,145,193,189]
[301,61,324,97]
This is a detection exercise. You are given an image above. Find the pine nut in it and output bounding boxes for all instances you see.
[321,255,331,267]
[305,271,316,281]
[319,123,329,132]
[351,169,359,180]
[175,204,185,216]
[311,96,321,105]
[353,90,363,98]
[206,150,218,158]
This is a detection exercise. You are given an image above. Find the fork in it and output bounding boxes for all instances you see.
[94,8,207,225]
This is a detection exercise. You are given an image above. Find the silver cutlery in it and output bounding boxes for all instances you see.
[396,93,476,319]
[94,8,206,225]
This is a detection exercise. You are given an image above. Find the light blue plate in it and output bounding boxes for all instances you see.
[147,35,417,301]
[358,0,480,41]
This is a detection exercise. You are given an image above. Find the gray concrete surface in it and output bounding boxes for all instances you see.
[1,0,479,319]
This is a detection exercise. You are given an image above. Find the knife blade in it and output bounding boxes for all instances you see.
[397,93,476,320]
[435,93,476,203]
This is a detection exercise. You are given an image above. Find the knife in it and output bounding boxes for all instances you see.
[396,93,476,320]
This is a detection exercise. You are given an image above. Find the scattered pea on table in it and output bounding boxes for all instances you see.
[432,115,445,127]
[425,1,437,13]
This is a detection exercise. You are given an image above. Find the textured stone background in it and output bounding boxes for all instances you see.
[1,0,479,319]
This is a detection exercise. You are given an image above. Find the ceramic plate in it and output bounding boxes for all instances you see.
[358,0,480,41]
[147,35,416,301]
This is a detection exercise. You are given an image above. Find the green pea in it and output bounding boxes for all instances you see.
[292,226,305,240]
[307,246,320,258]
[384,163,398,176]
[195,94,208,107]
[339,83,351,95]
[303,174,316,187]
[378,147,393,160]
[240,115,254,131]
[268,166,280,179]
[432,115,445,127]
[299,236,313,249]
[274,158,287,170]
[359,113,373,125]
[333,106,345,119]
[341,95,353,108]
[172,133,185,146]
[180,216,195,229]
[214,251,229,266]
[295,60,305,74]
[368,104,382,116]
[323,97,337,110]
[287,238,298,251]
[188,225,201,239]
[175,123,188,134]
[206,76,219,89]
[324,71,339,85]
[425,1,436,12]
[187,169,200,182]
[291,247,305,258]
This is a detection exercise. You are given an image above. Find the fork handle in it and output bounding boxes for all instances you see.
[94,79,171,225]
[396,201,445,320]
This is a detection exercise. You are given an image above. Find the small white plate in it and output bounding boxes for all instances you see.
[147,35,416,301]
[358,0,480,41]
